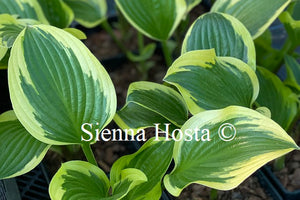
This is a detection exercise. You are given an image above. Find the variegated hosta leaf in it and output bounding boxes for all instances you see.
[49,161,147,200]
[182,12,256,70]
[0,0,48,24]
[211,0,291,39]
[256,66,298,130]
[284,55,300,93]
[107,168,147,200]
[185,0,202,13]
[114,81,188,133]
[0,14,24,48]
[8,24,116,145]
[115,0,187,41]
[63,0,107,28]
[164,49,259,115]
[0,111,50,179]
[0,14,40,48]
[37,0,74,28]
[111,138,174,200]
[49,161,110,199]
[164,106,299,196]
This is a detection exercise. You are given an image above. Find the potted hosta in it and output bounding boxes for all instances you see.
[0,0,300,200]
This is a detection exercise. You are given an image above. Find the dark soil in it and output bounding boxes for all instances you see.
[177,176,271,200]
[273,128,300,192]
[274,150,300,192]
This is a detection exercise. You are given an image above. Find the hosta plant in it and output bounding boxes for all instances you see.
[0,0,300,200]
[114,4,300,199]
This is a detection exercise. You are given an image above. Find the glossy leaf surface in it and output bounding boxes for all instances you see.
[114,81,188,133]
[37,0,74,28]
[0,14,40,48]
[8,25,116,145]
[0,0,48,24]
[115,0,187,40]
[0,111,50,179]
[182,12,255,70]
[49,161,110,199]
[63,0,107,28]
[164,106,299,196]
[164,49,259,114]
[211,0,291,39]
[49,161,147,200]
[111,138,174,200]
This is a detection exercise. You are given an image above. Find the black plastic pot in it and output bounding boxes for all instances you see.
[16,164,50,200]
[161,191,173,200]
[0,164,51,200]
[257,166,300,200]
[0,178,21,200]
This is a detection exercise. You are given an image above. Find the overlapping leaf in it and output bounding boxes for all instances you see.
[111,138,174,200]
[107,169,147,200]
[114,81,188,133]
[37,0,74,28]
[0,0,48,24]
[211,0,291,39]
[182,12,255,70]
[256,66,298,130]
[63,0,107,28]
[0,14,40,48]
[0,111,50,179]
[292,0,300,20]
[63,28,87,40]
[8,24,116,145]
[164,106,299,196]
[279,11,300,45]
[49,161,147,200]
[284,55,300,93]
[115,0,187,41]
[254,29,278,69]
[164,49,259,114]
[0,44,7,60]
[49,161,110,199]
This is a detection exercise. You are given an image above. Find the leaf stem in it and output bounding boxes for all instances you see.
[101,19,128,54]
[287,1,296,14]
[210,188,218,200]
[137,31,148,80]
[161,40,173,67]
[138,31,144,51]
[81,143,98,166]
[274,155,285,171]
